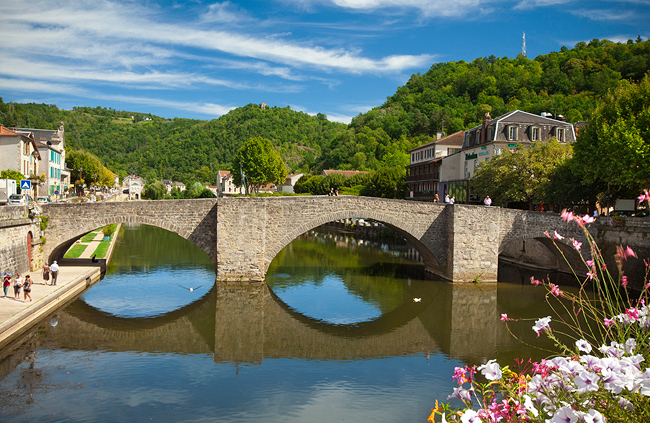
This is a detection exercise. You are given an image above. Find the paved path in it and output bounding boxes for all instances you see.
[0,262,101,321]
[78,231,105,258]
[0,223,120,348]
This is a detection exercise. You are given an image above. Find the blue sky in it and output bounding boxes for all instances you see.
[0,0,648,124]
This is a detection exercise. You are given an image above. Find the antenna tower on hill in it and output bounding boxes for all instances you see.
[522,32,527,57]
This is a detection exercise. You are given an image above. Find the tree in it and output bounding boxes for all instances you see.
[573,76,650,195]
[361,167,405,199]
[230,136,287,194]
[143,180,167,200]
[471,139,573,208]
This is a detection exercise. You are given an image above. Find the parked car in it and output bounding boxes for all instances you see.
[36,196,50,205]
[7,194,34,206]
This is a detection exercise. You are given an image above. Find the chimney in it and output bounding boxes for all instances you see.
[480,112,491,144]
[436,131,443,140]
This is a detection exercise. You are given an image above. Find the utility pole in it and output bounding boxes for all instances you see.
[522,32,526,57]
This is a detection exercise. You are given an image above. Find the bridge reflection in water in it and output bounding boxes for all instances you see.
[31,281,509,364]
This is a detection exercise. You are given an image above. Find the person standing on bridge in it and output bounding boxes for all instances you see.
[50,261,59,286]
[484,196,492,206]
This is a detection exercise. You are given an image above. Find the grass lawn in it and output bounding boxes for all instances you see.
[64,244,88,258]
[81,231,100,242]
[93,241,111,258]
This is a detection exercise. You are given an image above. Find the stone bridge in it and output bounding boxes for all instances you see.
[41,196,587,282]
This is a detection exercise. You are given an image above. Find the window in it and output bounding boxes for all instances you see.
[531,126,540,141]
[508,125,518,141]
[556,128,565,142]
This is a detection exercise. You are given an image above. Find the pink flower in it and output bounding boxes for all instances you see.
[582,214,595,224]
[645,281,650,290]
[621,276,628,288]
[604,318,615,326]
[553,231,564,240]
[638,190,650,203]
[501,313,508,321]
[561,210,574,222]
[617,245,637,261]
[530,276,541,286]
[586,260,594,267]
[549,283,563,296]
[587,271,595,280]
[572,239,582,251]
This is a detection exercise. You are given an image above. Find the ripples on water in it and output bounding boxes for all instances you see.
[0,223,563,422]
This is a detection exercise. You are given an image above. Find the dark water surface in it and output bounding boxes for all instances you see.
[0,223,561,422]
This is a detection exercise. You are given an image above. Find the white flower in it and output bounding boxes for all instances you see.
[533,316,552,336]
[584,409,605,423]
[624,338,637,354]
[522,394,539,417]
[575,339,592,353]
[551,405,578,423]
[575,370,599,393]
[477,359,502,381]
[460,409,481,423]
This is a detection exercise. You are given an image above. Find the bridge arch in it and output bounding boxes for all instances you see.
[43,200,219,268]
[262,208,447,280]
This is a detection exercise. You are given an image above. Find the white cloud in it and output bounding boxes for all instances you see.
[304,0,485,17]
[514,0,572,9]
[0,0,431,75]
[570,8,636,21]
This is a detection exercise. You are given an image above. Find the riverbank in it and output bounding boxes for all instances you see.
[0,224,121,349]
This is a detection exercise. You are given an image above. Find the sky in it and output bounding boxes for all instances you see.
[0,0,648,124]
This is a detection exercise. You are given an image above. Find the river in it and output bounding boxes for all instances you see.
[0,223,564,422]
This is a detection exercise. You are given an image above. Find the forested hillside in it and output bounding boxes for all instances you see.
[323,38,650,171]
[1,38,648,184]
[0,101,346,183]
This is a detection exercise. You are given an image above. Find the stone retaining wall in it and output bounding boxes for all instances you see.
[0,206,43,274]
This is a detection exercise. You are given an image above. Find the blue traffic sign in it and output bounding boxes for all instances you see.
[20,179,31,190]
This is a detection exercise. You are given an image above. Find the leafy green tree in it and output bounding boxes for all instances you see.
[471,139,573,208]
[143,180,167,200]
[294,174,323,194]
[573,76,650,195]
[230,136,287,194]
[361,167,405,199]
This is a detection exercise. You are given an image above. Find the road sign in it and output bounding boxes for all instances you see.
[20,179,31,190]
[54,190,59,195]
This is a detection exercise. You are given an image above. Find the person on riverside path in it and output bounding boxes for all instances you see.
[50,261,59,286]
[14,274,23,300]
[23,275,32,303]
[42,263,50,285]
[3,274,11,298]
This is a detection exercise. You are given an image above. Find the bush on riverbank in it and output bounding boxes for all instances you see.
[429,195,650,423]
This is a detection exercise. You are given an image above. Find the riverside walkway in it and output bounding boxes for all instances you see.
[0,225,120,349]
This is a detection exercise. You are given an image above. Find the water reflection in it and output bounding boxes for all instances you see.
[82,223,215,317]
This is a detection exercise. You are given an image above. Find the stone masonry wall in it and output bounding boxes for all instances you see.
[0,206,43,274]
[214,196,450,281]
